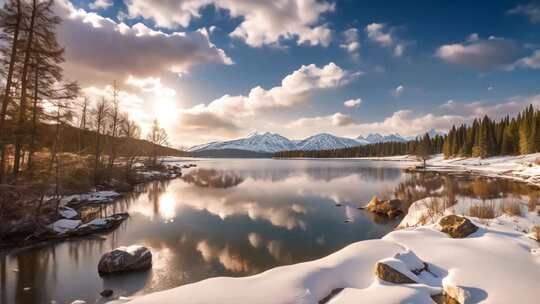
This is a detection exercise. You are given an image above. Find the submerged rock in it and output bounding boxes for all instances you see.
[98,245,152,275]
[365,196,403,218]
[100,289,113,297]
[438,215,478,238]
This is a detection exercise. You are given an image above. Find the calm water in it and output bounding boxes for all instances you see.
[0,159,535,304]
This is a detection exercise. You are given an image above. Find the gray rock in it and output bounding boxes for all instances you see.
[98,245,152,275]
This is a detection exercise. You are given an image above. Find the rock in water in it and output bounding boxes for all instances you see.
[365,196,403,218]
[438,215,478,238]
[98,245,152,275]
[100,289,113,297]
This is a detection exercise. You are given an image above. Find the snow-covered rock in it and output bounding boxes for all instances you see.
[48,219,81,234]
[126,212,539,304]
[98,245,152,275]
[58,206,78,219]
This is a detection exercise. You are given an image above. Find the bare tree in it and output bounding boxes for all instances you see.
[120,113,141,176]
[107,81,120,170]
[92,98,109,185]
[146,119,168,166]
[78,96,89,153]
[0,0,22,182]
[12,0,38,178]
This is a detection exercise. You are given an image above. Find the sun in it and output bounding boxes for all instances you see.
[153,98,178,127]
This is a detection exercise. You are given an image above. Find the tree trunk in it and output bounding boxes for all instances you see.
[27,59,40,170]
[0,0,22,183]
[13,0,38,178]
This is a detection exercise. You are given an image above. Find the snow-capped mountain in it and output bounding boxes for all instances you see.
[187,132,296,153]
[296,133,363,151]
[357,133,407,143]
[189,129,446,154]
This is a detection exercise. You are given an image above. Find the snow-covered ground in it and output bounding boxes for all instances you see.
[119,194,539,304]
[358,153,540,187]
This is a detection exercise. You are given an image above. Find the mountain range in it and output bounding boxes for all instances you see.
[188,129,445,155]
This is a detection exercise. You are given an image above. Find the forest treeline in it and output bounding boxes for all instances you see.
[0,0,182,185]
[274,105,540,160]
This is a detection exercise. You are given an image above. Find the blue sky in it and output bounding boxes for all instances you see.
[50,0,540,147]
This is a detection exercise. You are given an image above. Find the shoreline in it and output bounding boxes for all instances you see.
[0,162,192,250]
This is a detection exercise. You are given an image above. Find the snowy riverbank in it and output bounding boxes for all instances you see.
[358,153,540,187]
[119,199,539,304]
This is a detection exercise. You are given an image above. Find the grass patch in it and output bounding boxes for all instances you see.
[501,200,522,216]
[469,202,498,219]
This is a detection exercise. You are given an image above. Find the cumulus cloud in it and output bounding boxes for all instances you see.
[173,62,360,144]
[365,22,408,57]
[440,95,540,119]
[507,3,540,23]
[124,0,334,47]
[54,0,232,87]
[331,112,356,126]
[392,85,405,97]
[507,50,540,70]
[435,35,520,69]
[340,28,360,57]
[284,94,540,140]
[89,0,113,10]
[343,98,362,108]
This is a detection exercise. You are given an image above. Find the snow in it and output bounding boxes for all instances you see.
[58,206,78,219]
[125,206,539,304]
[48,219,81,234]
[295,133,363,151]
[56,190,121,205]
[188,132,419,154]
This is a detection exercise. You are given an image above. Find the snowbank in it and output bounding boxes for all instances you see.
[125,211,539,303]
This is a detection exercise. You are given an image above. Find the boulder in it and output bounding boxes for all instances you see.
[374,262,416,284]
[438,215,478,238]
[443,281,471,304]
[366,196,403,218]
[98,245,152,275]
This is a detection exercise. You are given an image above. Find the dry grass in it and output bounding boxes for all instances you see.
[469,202,498,219]
[528,195,538,212]
[530,226,540,241]
[501,200,522,216]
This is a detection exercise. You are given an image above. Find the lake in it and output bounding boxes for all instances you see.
[1,159,535,304]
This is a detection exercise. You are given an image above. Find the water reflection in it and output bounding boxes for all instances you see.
[2,159,536,304]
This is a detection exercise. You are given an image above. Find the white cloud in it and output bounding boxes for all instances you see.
[365,22,408,57]
[124,0,335,47]
[89,0,113,10]
[344,98,362,108]
[54,0,232,87]
[392,85,405,97]
[507,3,540,23]
[331,112,356,126]
[508,50,540,70]
[435,36,519,69]
[125,76,176,97]
[340,28,360,57]
[174,63,360,143]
